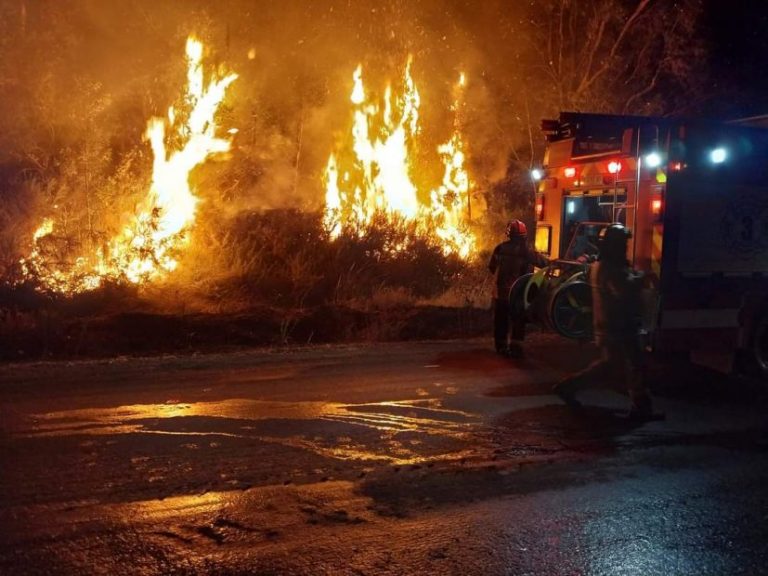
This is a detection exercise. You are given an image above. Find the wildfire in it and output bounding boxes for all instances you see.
[430,73,474,259]
[20,36,237,293]
[323,59,475,258]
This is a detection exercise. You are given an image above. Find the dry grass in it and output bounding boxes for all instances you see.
[0,207,495,358]
[156,208,471,313]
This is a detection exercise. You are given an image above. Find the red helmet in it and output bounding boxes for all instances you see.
[506,219,527,238]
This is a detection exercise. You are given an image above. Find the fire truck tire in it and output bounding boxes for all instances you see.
[751,314,768,380]
[549,280,593,340]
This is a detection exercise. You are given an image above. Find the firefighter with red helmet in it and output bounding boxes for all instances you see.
[552,223,663,421]
[489,219,547,357]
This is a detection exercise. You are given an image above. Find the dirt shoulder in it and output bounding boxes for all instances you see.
[0,304,491,361]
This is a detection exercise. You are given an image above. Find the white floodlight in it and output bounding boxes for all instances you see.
[531,168,543,181]
[644,152,662,168]
[710,147,728,164]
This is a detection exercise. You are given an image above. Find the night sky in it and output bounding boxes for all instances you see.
[704,0,768,118]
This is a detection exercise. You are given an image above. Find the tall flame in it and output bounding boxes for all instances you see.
[324,59,475,258]
[324,59,421,235]
[429,73,474,259]
[20,36,237,293]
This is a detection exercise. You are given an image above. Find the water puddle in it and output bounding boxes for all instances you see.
[20,397,482,465]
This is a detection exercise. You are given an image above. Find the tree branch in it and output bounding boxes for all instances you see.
[576,0,653,97]
[622,64,662,113]
[620,30,658,89]
[579,12,608,92]
[622,9,683,111]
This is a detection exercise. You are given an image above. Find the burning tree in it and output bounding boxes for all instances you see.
[19,36,238,294]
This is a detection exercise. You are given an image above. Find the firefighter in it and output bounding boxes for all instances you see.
[489,219,547,358]
[552,223,663,421]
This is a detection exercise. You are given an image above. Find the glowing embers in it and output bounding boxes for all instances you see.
[324,60,475,259]
[20,36,238,294]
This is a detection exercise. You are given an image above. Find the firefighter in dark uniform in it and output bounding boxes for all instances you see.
[552,223,662,420]
[489,219,546,357]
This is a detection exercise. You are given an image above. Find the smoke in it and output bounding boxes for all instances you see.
[0,0,529,213]
[207,0,532,215]
[1,0,708,278]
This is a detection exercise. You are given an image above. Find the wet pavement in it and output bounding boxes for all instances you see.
[1,335,767,575]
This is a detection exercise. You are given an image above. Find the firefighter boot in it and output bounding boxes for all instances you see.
[552,381,582,409]
[506,342,525,359]
[627,396,665,422]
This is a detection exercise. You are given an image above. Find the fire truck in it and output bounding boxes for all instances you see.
[520,112,768,377]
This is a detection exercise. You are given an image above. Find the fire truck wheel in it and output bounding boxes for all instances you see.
[751,315,768,380]
[549,280,592,340]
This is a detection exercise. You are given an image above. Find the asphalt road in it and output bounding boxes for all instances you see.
[1,335,767,575]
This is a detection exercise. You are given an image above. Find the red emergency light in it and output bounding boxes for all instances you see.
[651,197,663,221]
[564,167,576,178]
[607,161,622,174]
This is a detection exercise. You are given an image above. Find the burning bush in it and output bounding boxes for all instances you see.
[0,206,488,359]
[159,208,472,314]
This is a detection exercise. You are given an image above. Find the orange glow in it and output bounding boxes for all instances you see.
[535,226,551,254]
[27,397,477,466]
[651,198,663,215]
[564,167,576,178]
[20,36,237,294]
[324,61,475,259]
[429,72,475,259]
[607,161,622,174]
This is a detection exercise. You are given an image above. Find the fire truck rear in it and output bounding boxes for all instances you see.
[527,112,768,377]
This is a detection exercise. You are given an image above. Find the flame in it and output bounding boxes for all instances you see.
[324,60,475,258]
[20,36,237,293]
[324,60,421,231]
[429,73,474,259]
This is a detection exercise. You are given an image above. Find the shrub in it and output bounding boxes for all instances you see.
[159,208,472,313]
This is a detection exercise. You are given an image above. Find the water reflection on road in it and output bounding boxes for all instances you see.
[20,397,481,466]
